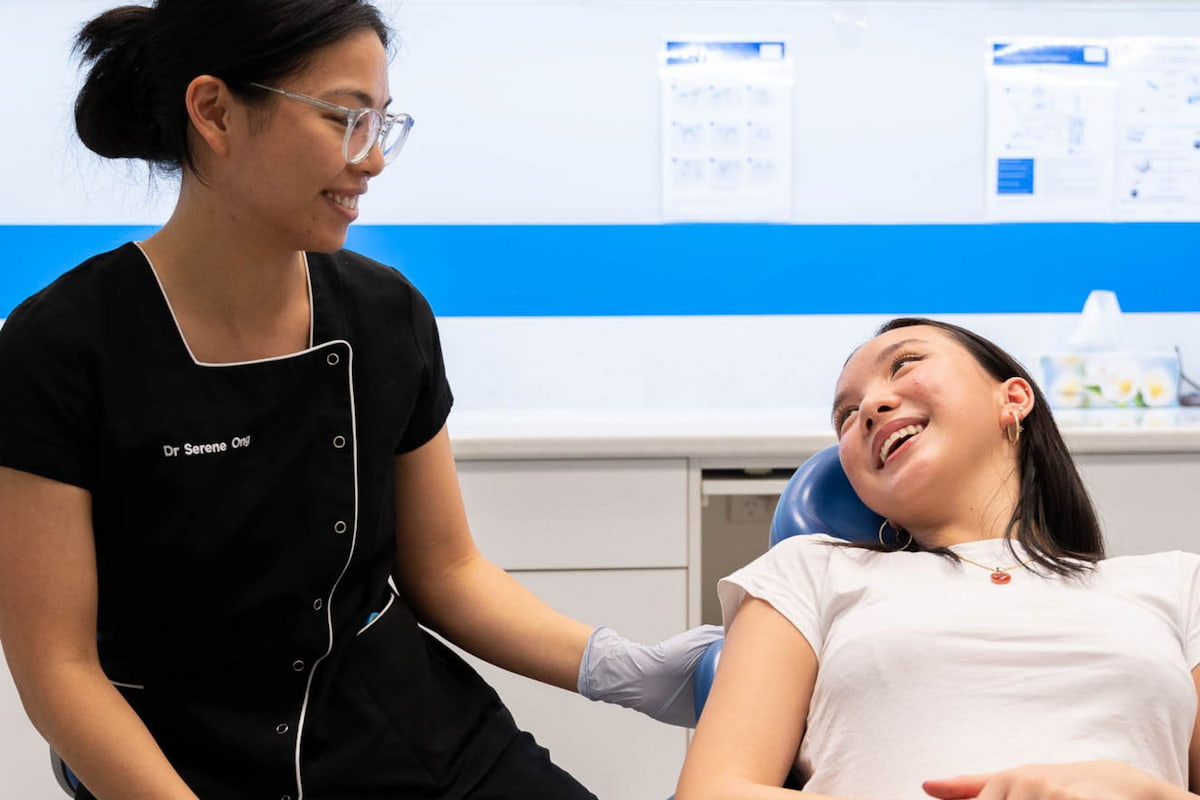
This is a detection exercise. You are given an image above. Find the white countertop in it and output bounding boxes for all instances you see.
[447,407,1200,461]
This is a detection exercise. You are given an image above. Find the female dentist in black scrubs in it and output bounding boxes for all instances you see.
[0,2,716,798]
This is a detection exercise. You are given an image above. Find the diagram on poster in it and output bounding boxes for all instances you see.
[661,39,793,222]
[1113,38,1200,221]
[986,40,1118,222]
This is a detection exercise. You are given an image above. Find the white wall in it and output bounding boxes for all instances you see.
[12,1,1200,225]
[439,311,1200,411]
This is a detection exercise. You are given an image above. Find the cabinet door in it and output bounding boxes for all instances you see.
[1075,453,1200,556]
[457,460,689,570]
[452,569,690,800]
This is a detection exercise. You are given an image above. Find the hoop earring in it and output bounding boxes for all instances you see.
[1007,406,1023,445]
[878,519,912,550]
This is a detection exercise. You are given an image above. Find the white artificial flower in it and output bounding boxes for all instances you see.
[1049,373,1087,408]
[1088,356,1141,406]
[1138,366,1178,407]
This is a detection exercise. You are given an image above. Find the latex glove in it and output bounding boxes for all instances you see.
[576,624,723,727]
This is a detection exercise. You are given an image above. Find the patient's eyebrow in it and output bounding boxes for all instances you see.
[873,338,924,366]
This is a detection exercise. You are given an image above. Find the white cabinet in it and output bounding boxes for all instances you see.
[456,459,692,800]
[1075,453,1200,556]
[455,570,689,800]
[457,459,689,570]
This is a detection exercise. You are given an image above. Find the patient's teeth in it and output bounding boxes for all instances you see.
[879,424,925,464]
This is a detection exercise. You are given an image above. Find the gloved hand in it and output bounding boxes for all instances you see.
[576,624,724,727]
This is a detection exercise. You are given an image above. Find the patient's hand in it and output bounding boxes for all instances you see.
[922,761,1190,800]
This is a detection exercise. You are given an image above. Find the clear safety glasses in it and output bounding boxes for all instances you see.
[249,82,414,165]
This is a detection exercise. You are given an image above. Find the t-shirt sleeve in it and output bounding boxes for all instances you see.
[1177,551,1200,669]
[0,298,96,489]
[717,534,840,655]
[395,285,454,454]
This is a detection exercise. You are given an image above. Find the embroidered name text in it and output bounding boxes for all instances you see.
[162,435,252,457]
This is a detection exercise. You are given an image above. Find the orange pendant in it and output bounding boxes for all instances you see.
[991,571,1012,584]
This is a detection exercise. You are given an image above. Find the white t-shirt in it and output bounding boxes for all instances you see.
[718,534,1200,799]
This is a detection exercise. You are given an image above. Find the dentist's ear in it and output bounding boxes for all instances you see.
[184,75,236,158]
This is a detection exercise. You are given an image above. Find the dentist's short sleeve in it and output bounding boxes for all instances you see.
[0,287,97,490]
[718,533,842,655]
[393,283,452,455]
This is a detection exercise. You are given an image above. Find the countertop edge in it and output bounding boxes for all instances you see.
[449,427,1200,461]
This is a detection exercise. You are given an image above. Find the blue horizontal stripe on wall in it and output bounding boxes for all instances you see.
[1,223,1197,317]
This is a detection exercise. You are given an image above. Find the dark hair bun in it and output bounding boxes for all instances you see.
[72,0,391,173]
[74,5,164,162]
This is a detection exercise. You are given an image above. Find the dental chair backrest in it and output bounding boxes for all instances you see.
[691,445,885,719]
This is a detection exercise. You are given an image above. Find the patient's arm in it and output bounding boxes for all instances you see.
[675,598,848,800]
[1191,665,1200,793]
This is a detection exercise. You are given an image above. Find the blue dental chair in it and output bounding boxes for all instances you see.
[691,444,885,718]
[51,751,79,795]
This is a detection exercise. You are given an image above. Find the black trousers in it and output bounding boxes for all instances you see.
[465,731,599,800]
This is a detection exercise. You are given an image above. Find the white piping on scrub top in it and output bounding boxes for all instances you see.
[291,341,361,800]
[134,242,317,368]
[135,240,362,799]
[356,591,396,637]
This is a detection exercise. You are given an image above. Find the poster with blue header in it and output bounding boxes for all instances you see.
[660,38,793,222]
[986,39,1117,221]
[1113,37,1200,221]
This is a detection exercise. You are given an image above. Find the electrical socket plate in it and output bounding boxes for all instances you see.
[729,495,772,523]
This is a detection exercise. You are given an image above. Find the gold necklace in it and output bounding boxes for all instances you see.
[956,553,1033,585]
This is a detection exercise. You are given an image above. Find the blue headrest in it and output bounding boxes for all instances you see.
[768,445,885,547]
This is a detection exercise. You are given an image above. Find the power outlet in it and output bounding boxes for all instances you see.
[728,495,772,523]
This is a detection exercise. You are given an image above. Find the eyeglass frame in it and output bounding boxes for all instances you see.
[247,82,414,165]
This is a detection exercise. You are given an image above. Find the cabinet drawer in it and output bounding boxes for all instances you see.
[454,569,689,800]
[457,459,688,570]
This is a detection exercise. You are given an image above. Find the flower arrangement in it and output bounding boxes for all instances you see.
[1040,353,1180,408]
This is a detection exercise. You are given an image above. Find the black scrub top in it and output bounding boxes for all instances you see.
[0,244,520,800]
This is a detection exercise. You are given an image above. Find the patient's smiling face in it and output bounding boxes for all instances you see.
[832,325,1017,535]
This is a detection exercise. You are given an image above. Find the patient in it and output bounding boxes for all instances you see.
[676,318,1200,800]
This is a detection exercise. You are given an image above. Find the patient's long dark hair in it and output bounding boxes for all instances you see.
[859,318,1104,576]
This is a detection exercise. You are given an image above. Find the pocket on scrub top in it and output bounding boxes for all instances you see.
[357,590,397,636]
